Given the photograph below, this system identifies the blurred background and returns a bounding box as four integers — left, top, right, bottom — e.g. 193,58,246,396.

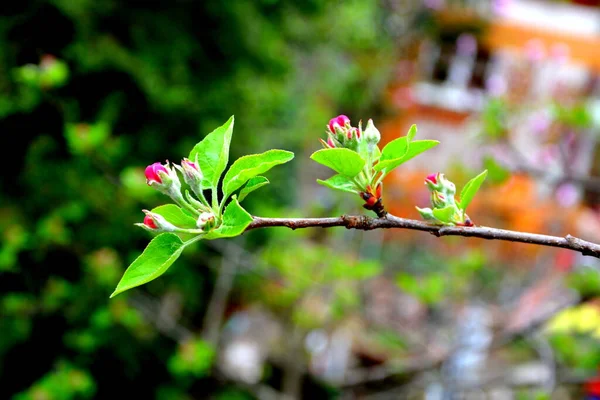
3,0,600,399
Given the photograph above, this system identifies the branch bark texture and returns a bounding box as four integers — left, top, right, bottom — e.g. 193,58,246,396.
247,214,600,258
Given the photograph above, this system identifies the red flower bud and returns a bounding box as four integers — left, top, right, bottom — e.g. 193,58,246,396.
145,162,168,185
328,115,350,133
143,214,158,229
327,137,336,148
426,173,438,185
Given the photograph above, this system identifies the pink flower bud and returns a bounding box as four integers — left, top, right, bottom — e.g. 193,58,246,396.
176,157,204,189
426,173,438,185
182,158,199,170
138,210,178,232
328,115,350,134
145,162,168,185
143,214,158,229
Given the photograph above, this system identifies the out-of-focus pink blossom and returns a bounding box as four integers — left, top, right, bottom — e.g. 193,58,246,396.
528,111,552,135
492,0,512,16
555,183,579,208
525,39,546,63
485,74,507,97
537,145,559,166
550,43,570,64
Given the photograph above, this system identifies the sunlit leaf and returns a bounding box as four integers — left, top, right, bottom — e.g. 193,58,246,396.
189,116,234,190
310,148,365,177
238,176,270,202
375,140,439,172
111,233,185,298
205,197,253,239
316,174,358,194
458,170,488,211
222,150,294,198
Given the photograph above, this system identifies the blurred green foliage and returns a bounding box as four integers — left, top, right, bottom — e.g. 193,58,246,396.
0,0,397,397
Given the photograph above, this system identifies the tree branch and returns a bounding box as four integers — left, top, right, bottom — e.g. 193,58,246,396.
247,213,600,258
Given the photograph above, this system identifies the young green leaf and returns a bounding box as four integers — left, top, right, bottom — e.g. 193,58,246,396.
189,115,234,190
317,174,358,194
310,148,365,177
374,124,417,170
151,204,197,229
375,140,439,172
222,150,294,199
432,205,456,225
204,197,253,240
406,124,417,141
238,176,270,202
111,233,185,298
458,170,488,211
377,137,409,167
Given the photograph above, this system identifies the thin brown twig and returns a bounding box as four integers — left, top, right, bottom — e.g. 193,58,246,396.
246,213,600,258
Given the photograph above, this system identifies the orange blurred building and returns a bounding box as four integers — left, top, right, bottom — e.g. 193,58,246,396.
382,0,600,259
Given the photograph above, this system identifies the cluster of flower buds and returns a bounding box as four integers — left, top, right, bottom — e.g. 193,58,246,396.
416,173,473,226
320,115,381,151
141,159,215,233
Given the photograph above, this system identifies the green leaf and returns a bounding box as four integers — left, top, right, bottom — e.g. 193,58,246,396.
222,150,294,198
189,116,234,190
111,233,185,298
310,148,365,177
375,140,439,172
151,204,197,229
374,124,417,169
316,174,358,194
406,124,417,141
238,176,270,202
432,205,456,224
378,137,409,166
458,170,488,211
205,197,253,240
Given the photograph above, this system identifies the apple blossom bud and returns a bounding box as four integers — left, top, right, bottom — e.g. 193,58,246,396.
363,119,381,145
143,214,158,229
145,162,168,185
176,156,203,189
144,161,182,198
425,173,442,191
197,211,216,230
426,173,438,185
137,210,178,232
328,115,350,134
